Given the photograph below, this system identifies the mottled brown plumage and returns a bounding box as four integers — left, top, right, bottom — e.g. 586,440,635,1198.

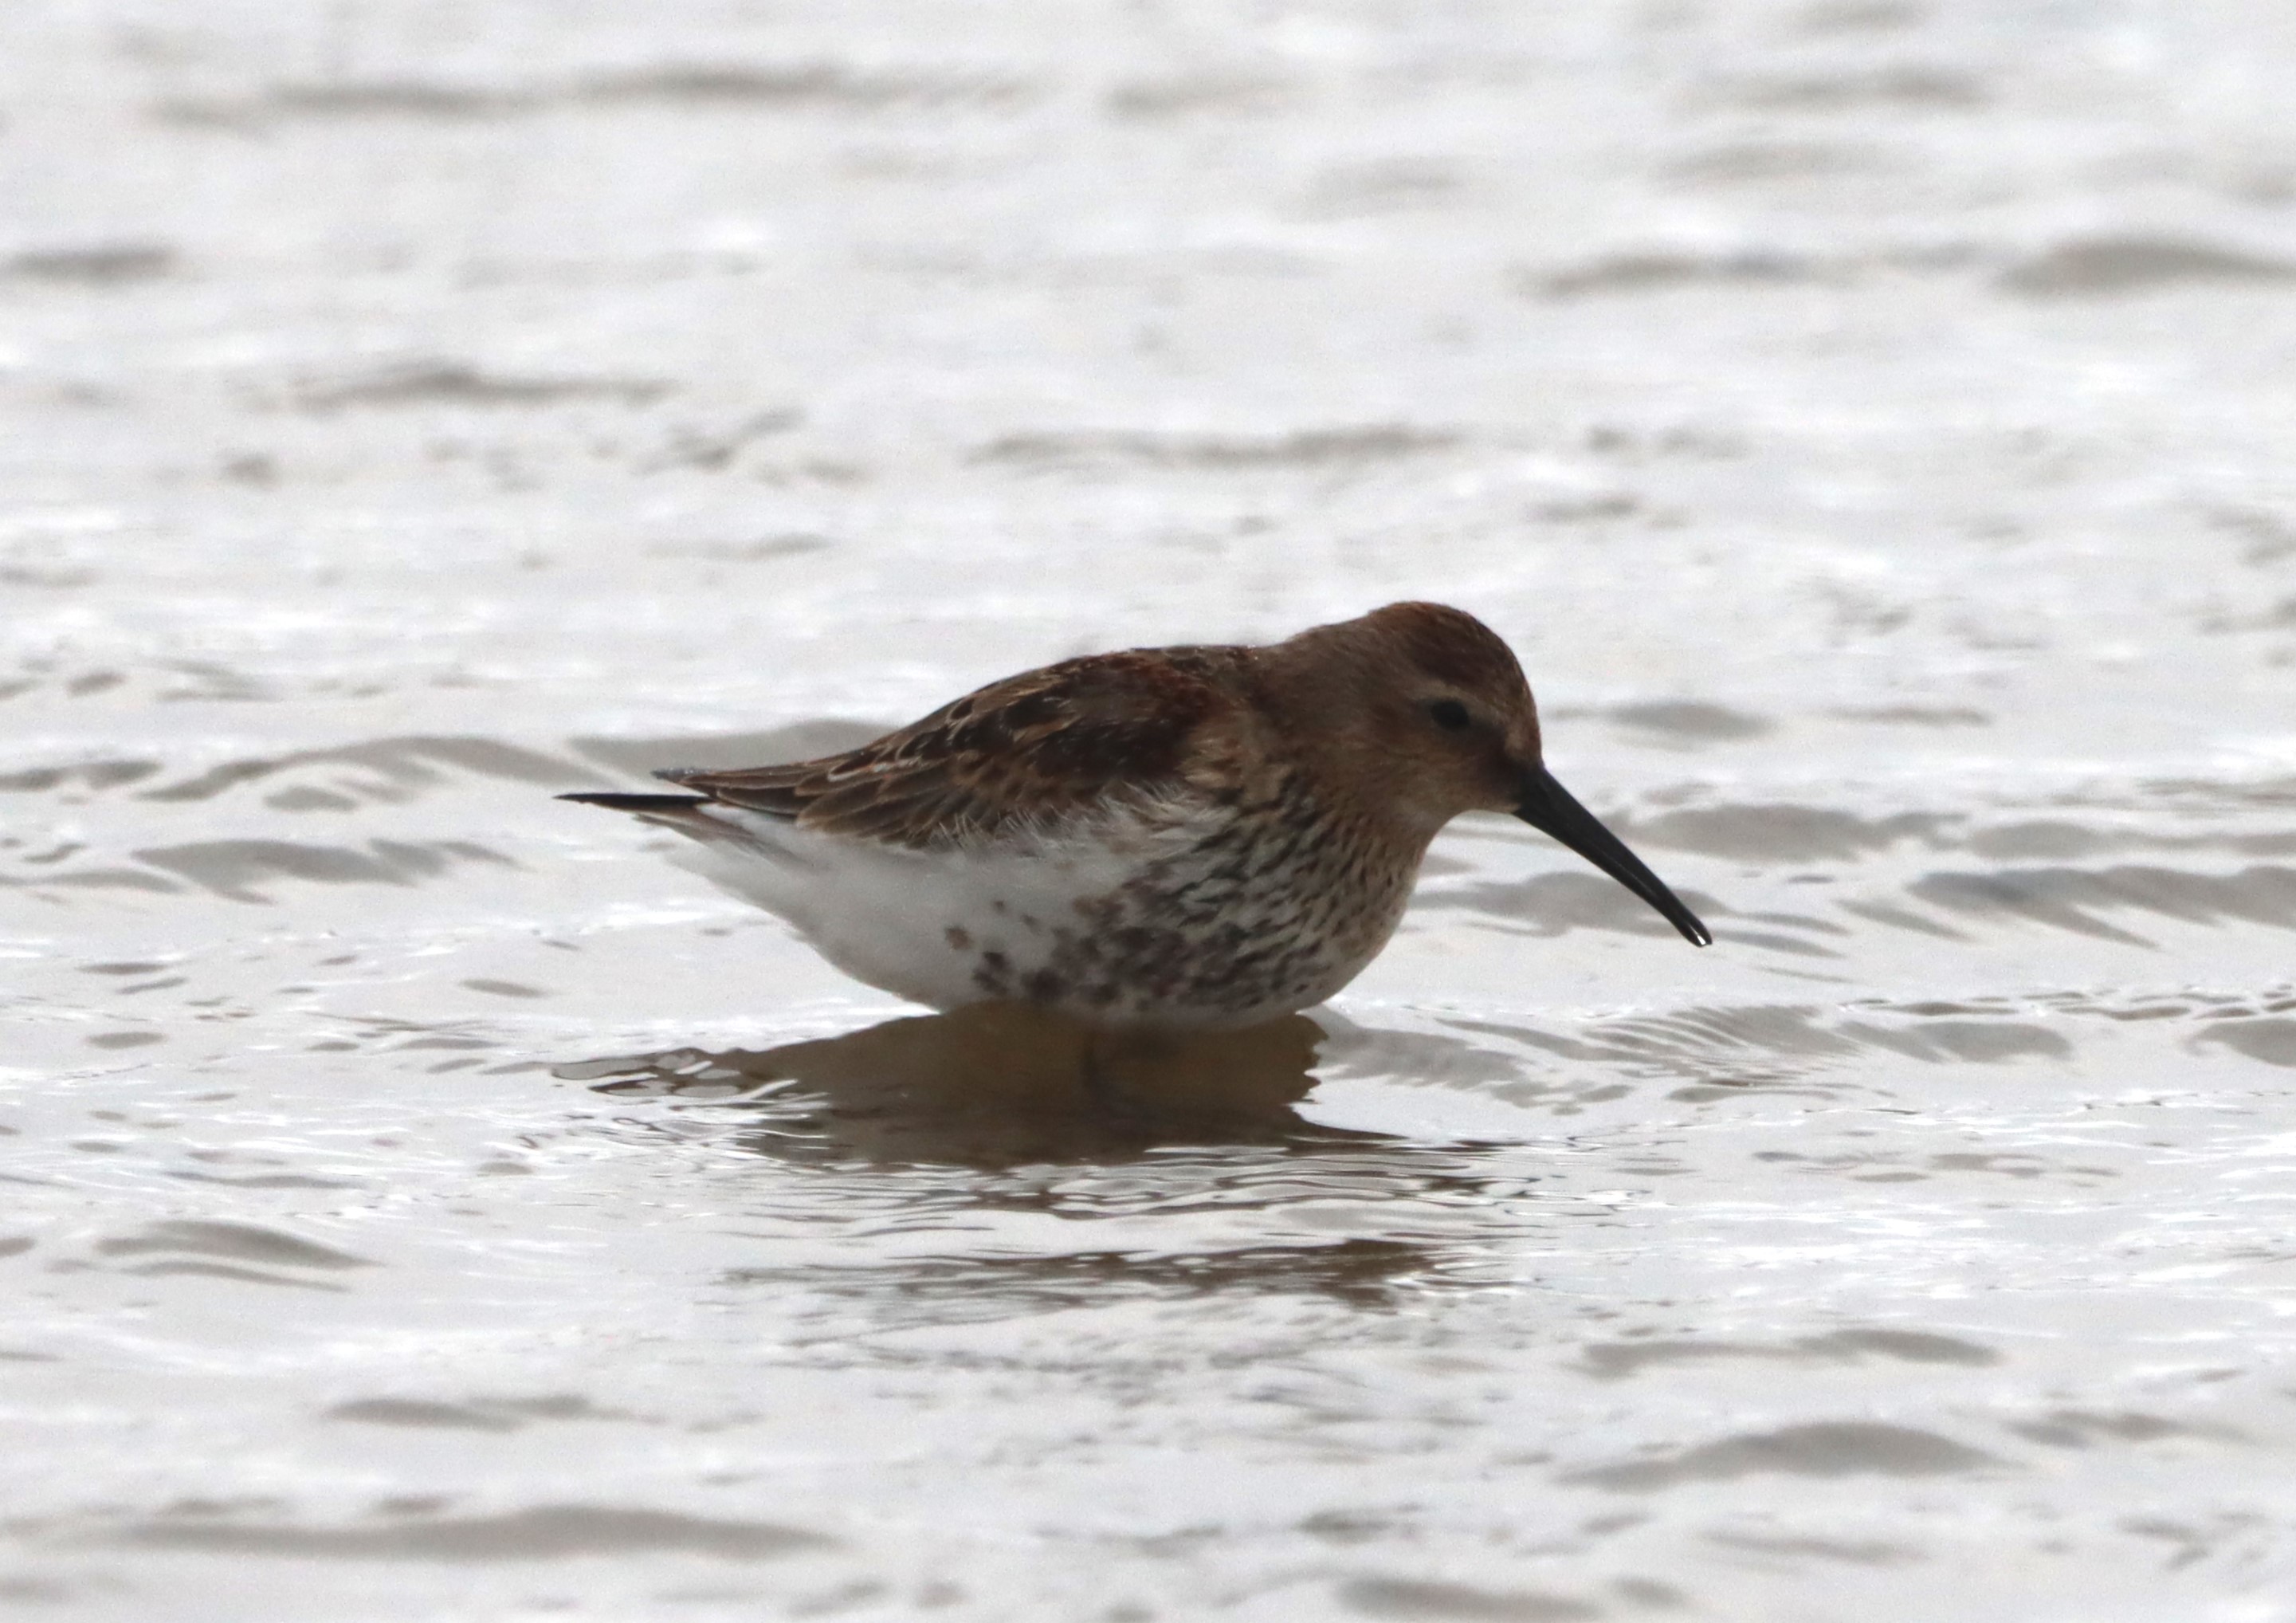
660,645,1250,846
563,602,1710,1030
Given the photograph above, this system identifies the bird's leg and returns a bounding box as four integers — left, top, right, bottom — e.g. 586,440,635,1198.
1079,1028,1114,1105
1079,1029,1150,1122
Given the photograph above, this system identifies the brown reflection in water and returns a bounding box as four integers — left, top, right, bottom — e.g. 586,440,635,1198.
726,1236,1435,1315
558,1008,1479,1317
559,1002,1395,1167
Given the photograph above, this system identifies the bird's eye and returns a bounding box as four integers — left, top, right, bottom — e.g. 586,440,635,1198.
1427,699,1472,733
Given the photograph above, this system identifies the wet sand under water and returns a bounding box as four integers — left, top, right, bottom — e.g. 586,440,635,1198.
6,2,2296,1619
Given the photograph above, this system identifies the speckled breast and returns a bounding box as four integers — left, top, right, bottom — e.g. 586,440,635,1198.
962,781,1416,1030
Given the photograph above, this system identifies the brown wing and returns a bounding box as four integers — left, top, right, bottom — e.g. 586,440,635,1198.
659,646,1251,847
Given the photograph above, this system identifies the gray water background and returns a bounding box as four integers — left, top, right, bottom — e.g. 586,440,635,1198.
5,1,2296,1617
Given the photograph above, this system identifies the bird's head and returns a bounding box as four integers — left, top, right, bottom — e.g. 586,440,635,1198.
1269,601,1710,947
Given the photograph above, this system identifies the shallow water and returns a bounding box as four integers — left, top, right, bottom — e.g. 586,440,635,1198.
6,1,2296,1617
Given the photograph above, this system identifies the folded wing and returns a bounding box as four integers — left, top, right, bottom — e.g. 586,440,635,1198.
610,646,1247,848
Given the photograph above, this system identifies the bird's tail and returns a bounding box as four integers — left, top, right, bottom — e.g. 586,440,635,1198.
558,792,711,814
558,790,764,850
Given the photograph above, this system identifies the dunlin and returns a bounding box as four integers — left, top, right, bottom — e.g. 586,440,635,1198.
564,602,1709,1030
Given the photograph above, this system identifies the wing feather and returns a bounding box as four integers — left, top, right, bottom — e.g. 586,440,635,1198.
661,646,1251,847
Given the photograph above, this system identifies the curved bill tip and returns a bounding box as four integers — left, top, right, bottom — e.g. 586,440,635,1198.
1514,767,1713,948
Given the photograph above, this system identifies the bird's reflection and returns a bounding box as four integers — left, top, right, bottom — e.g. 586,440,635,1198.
560,1002,1400,1167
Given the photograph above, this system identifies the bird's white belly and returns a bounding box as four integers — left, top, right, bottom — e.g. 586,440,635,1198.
673,808,1187,1011
667,803,1400,1029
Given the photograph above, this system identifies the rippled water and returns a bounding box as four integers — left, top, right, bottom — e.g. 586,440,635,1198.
6,1,2296,1617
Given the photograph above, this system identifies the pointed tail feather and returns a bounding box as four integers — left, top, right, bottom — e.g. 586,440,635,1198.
558,790,777,852
559,792,711,813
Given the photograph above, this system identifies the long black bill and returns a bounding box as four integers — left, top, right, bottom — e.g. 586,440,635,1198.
1515,767,1712,947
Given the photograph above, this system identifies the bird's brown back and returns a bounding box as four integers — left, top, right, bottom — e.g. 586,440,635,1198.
661,644,1270,847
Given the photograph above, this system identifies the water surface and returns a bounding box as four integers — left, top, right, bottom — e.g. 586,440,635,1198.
5,1,2296,1617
